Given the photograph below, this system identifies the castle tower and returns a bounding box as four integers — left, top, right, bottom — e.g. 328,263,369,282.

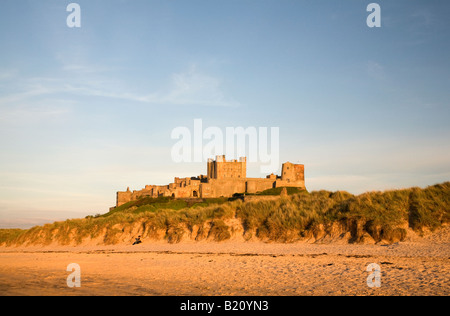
207,155,246,180
207,158,214,179
281,162,305,183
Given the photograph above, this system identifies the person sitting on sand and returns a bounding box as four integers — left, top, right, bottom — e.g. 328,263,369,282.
132,235,142,245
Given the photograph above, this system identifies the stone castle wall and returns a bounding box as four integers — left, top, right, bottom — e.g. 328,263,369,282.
115,156,305,207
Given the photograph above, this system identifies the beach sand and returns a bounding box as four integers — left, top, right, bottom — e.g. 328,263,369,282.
0,228,448,296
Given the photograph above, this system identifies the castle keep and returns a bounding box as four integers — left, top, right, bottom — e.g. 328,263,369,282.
115,156,305,207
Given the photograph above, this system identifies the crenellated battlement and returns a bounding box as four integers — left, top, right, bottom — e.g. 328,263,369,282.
115,156,305,207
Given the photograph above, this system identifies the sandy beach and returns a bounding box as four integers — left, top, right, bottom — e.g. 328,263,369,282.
0,227,449,296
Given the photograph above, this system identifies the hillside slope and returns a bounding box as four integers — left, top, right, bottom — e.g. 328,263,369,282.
1,183,449,247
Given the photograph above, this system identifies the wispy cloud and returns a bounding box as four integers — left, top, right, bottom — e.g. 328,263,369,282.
0,84,58,104
154,65,240,107
410,9,435,27
367,60,386,81
0,64,240,109
67,64,241,107
0,103,71,124
61,63,113,74
0,68,18,81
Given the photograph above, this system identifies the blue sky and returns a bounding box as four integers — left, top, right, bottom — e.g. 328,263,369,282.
1,0,449,228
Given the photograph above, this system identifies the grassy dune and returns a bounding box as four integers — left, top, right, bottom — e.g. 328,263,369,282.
1,183,449,246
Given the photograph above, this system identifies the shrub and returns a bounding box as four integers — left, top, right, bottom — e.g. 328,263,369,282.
208,220,231,241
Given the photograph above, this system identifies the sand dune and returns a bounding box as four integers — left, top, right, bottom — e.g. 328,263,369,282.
0,227,448,296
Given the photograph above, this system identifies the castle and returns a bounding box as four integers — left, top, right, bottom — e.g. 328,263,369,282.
115,156,305,207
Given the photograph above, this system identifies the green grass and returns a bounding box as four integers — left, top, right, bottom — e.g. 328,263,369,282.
1,182,449,246
233,186,306,198
0,229,27,246
256,186,306,196
102,196,230,217
236,190,349,241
